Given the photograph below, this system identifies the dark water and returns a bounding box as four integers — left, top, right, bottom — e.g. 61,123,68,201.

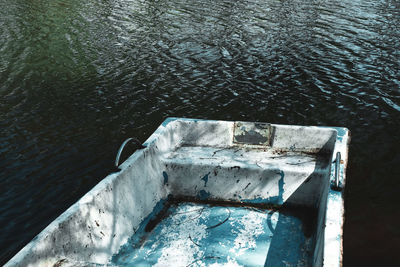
0,0,399,265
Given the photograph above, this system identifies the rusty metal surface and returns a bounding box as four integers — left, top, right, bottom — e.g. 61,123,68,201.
233,121,272,146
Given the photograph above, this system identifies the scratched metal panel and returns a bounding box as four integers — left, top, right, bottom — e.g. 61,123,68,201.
233,121,272,146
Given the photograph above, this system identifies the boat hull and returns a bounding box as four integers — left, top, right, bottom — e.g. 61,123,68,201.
6,118,350,266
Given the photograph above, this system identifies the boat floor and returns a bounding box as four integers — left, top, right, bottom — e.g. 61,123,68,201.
111,202,313,266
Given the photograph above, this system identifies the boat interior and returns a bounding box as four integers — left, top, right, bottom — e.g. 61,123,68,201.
6,118,349,267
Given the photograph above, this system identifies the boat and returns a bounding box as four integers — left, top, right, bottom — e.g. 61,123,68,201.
6,118,350,266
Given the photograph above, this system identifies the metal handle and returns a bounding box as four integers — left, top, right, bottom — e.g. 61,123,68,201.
115,137,144,167
332,152,341,191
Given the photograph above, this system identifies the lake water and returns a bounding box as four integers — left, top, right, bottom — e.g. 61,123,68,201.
0,0,399,265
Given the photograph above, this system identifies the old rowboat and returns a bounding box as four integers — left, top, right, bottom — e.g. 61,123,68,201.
6,118,350,267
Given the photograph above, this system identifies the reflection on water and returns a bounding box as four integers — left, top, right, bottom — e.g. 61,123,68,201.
0,0,399,264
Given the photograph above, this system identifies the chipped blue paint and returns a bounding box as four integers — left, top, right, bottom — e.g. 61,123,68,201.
268,170,284,204
111,199,169,265
328,190,342,200
201,173,209,187
198,190,211,200
278,171,284,194
161,117,179,126
162,171,168,185
335,127,347,142
111,202,312,266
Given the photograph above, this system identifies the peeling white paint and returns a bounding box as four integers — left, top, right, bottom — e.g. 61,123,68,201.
154,205,209,267
6,118,349,267
209,257,243,267
230,212,267,256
